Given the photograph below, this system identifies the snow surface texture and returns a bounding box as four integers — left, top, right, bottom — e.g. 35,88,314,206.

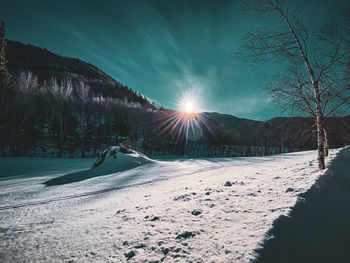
0,149,340,263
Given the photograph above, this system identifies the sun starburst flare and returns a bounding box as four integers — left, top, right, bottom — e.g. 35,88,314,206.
149,89,217,146
184,101,194,113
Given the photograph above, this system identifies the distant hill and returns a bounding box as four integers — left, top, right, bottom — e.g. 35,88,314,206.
203,112,350,150
141,110,349,156
5,40,153,107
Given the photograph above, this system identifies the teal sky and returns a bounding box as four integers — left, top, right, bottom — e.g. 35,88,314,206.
1,0,349,120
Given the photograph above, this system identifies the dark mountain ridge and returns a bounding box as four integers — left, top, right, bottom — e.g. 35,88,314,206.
6,40,153,107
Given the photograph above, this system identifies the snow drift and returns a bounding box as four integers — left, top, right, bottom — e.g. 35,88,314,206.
44,146,152,186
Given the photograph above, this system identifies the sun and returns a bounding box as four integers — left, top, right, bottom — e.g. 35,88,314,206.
177,90,201,114
184,101,194,113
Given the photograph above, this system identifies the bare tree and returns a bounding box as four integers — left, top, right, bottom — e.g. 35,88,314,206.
0,71,40,155
241,0,350,170
43,77,73,157
0,22,11,96
76,80,90,157
17,71,38,93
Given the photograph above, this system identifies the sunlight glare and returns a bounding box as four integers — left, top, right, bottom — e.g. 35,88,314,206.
185,101,194,113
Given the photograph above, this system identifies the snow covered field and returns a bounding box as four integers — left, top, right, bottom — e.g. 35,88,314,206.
0,149,340,263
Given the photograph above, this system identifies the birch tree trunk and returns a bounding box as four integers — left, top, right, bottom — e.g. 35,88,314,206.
323,128,329,157
316,114,325,169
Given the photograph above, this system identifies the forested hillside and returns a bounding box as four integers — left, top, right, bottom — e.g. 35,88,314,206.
6,40,153,107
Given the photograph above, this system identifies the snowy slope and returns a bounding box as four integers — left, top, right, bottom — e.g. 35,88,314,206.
0,149,341,262
44,146,153,186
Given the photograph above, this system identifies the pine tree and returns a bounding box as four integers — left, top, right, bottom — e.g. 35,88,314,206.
0,22,11,96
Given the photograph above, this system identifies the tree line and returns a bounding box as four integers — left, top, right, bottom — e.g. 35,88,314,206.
0,69,136,157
